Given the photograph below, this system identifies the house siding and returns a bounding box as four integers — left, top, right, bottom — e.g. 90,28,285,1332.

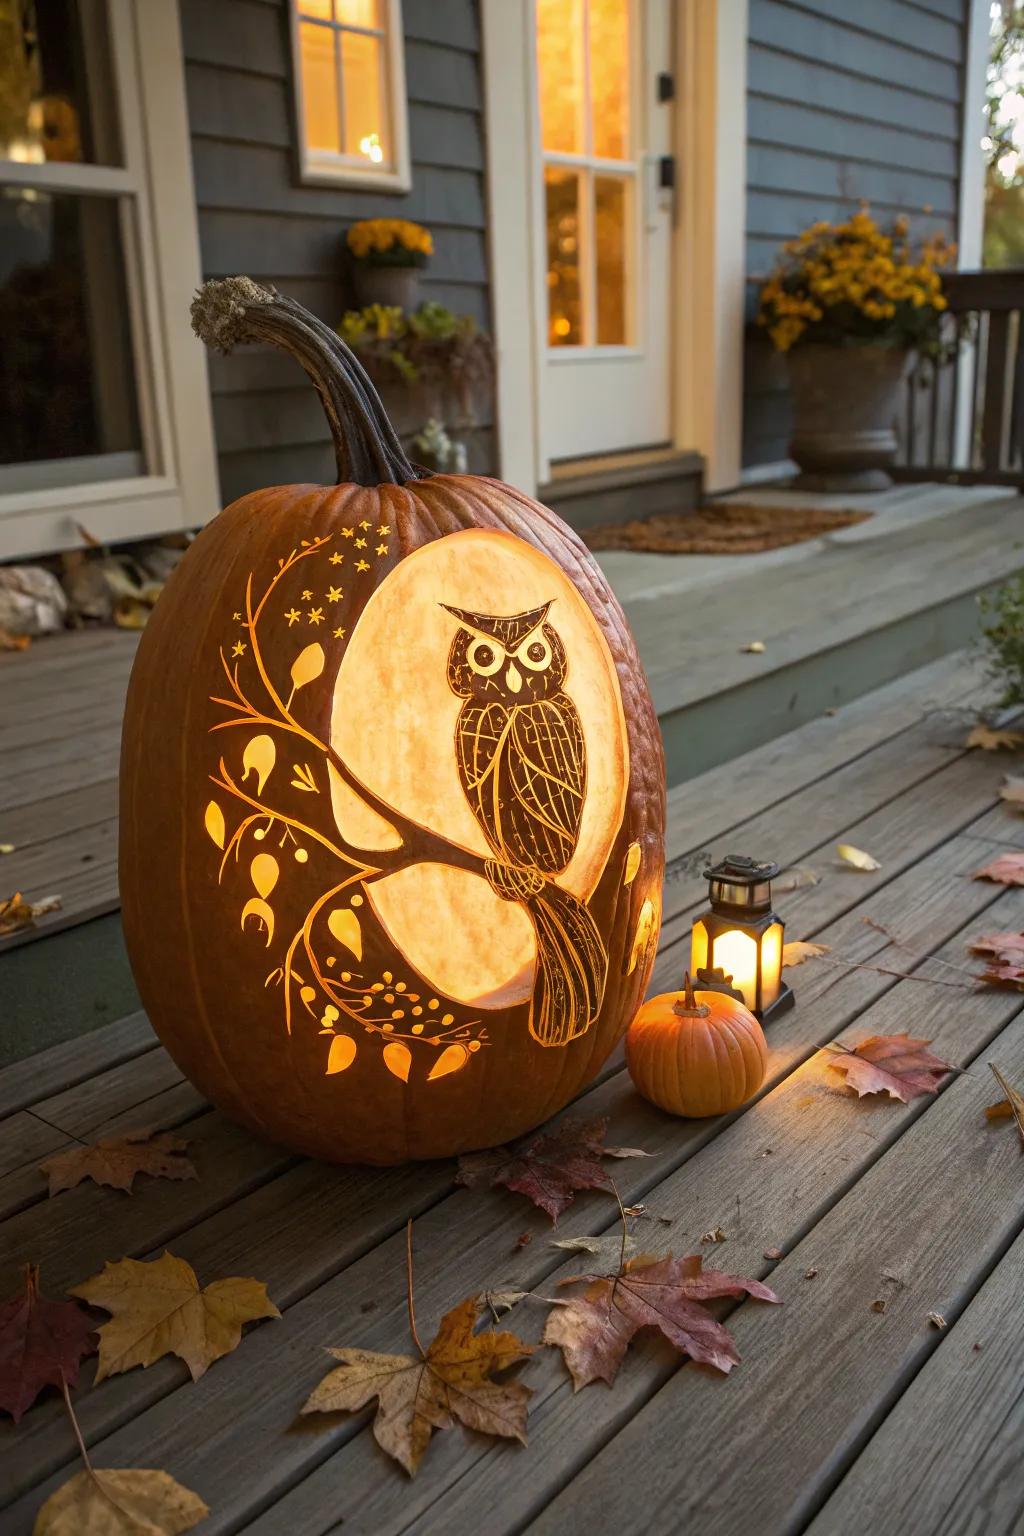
743,0,968,468
178,0,493,506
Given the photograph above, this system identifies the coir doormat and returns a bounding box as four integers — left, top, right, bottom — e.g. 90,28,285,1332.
584,502,873,555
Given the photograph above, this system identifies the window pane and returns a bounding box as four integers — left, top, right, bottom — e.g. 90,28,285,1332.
536,0,584,154
0,0,120,166
589,0,629,159
298,0,333,18
336,0,382,25
545,168,583,346
300,21,341,152
0,188,141,476
595,174,629,343
341,30,387,165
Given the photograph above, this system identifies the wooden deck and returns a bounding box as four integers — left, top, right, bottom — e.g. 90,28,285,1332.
2,649,1023,1533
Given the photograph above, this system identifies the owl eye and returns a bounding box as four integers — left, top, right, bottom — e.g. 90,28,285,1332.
517,633,551,671
467,638,502,676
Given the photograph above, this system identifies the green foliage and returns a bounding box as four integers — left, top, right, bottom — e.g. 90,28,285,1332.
983,4,1024,268
979,577,1024,706
336,302,492,396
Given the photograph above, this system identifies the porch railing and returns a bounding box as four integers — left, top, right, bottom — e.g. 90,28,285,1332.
895,268,1024,488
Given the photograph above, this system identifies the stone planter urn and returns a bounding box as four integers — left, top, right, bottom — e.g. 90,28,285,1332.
787,343,911,492
351,264,421,312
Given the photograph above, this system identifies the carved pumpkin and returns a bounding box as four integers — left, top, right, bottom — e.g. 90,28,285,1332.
119,278,665,1164
625,974,766,1117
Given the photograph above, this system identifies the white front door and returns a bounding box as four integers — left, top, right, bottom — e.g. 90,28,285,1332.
535,0,673,466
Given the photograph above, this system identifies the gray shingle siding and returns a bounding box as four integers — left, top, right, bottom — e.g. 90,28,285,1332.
744,0,968,468
179,0,492,506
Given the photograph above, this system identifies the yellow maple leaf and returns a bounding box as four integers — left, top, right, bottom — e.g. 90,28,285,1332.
69,1251,280,1382
34,1466,207,1534
781,940,830,968
966,723,1024,751
837,843,880,871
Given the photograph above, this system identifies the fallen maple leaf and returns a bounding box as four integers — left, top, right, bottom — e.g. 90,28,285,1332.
544,1253,780,1388
456,1117,651,1222
0,1266,95,1422
40,1130,197,1197
969,930,1024,961
973,851,1024,886
34,1467,208,1534
826,1034,951,1102
966,723,1024,751
304,1292,534,1476
0,891,61,938
986,1063,1024,1149
837,843,880,871
782,940,829,967
977,962,1024,990
69,1251,279,1382
1000,776,1024,808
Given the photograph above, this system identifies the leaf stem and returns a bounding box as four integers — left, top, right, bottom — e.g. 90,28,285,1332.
61,1375,93,1473
407,1219,426,1360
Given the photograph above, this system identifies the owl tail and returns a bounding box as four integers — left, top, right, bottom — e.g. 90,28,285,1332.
484,861,608,1047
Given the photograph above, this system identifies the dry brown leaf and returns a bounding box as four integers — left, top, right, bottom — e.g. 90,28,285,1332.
837,843,881,872
966,723,1024,751
986,1064,1024,1149
1000,776,1024,808
973,851,1024,886
0,891,61,938
782,940,830,968
969,930,1024,961
827,1034,951,1103
544,1253,779,1388
34,1467,208,1534
928,1312,947,1330
551,1233,637,1267
69,1251,279,1382
303,1294,534,1476
977,962,1024,991
456,1117,652,1222
741,640,766,654
700,1227,726,1244
40,1131,197,1197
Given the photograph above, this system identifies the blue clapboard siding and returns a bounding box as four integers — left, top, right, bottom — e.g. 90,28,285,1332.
179,0,493,504
744,0,968,468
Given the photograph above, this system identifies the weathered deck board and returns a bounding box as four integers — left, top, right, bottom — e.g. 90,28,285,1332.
0,1012,154,1119
2,651,1023,1535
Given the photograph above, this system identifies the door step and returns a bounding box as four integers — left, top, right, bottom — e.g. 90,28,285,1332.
539,449,704,533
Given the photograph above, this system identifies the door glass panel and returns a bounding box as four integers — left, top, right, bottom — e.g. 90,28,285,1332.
0,188,141,477
589,0,629,159
545,169,583,346
336,0,381,24
299,0,334,18
341,30,386,164
595,175,628,343
300,21,341,152
0,0,120,166
537,0,584,154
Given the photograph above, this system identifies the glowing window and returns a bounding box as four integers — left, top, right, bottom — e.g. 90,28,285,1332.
291,0,410,189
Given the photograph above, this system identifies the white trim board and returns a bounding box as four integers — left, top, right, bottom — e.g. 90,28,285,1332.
480,0,747,499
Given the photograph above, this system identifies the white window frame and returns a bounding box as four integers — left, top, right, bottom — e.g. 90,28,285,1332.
289,0,412,192
0,0,219,561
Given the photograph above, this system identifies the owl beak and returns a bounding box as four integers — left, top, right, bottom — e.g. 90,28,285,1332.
505,660,523,694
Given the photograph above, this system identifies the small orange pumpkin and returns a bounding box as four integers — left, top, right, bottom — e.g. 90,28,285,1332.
625,974,767,1117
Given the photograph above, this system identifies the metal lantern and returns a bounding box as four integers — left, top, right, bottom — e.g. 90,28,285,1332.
690,854,793,1025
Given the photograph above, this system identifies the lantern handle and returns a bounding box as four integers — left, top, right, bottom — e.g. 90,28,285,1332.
673,972,711,1019
190,277,430,489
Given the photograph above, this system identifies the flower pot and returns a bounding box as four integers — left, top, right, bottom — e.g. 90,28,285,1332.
787,343,911,492
352,264,421,312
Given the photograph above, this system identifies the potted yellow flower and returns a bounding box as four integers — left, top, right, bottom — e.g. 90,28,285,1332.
345,218,433,311
757,209,956,490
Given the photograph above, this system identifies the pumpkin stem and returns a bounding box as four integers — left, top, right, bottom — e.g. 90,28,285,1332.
190,277,430,489
673,971,711,1019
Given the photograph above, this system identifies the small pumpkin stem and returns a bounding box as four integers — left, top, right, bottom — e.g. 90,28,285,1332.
190,276,429,489
673,971,711,1019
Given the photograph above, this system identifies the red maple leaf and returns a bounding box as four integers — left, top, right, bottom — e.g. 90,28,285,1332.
456,1118,651,1222
544,1253,780,1387
827,1033,951,1103
0,1265,96,1421
972,852,1024,886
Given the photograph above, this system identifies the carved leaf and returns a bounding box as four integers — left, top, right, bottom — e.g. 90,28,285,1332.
623,843,641,887
241,734,276,795
427,1044,470,1081
291,643,325,692
326,1036,357,1075
328,907,362,960
383,1042,412,1082
204,801,226,849
250,854,279,900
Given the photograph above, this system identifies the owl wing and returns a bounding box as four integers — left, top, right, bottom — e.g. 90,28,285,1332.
454,699,514,858
505,694,586,874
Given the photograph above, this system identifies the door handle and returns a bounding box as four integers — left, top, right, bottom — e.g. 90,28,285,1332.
643,154,675,230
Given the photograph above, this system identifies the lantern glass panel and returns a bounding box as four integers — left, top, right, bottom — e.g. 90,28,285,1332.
711,928,758,1010
689,918,709,976
760,920,783,1009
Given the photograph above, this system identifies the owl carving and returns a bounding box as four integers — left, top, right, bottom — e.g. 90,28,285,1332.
443,601,607,1047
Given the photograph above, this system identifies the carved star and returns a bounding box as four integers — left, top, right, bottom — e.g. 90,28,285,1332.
284,608,301,626
327,586,343,603
377,524,390,537
341,527,354,539
359,520,371,530
231,640,247,657
232,611,241,621
333,626,345,640
355,537,367,549
376,544,388,557
329,551,344,565
355,559,370,573
307,607,325,625
301,589,313,601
